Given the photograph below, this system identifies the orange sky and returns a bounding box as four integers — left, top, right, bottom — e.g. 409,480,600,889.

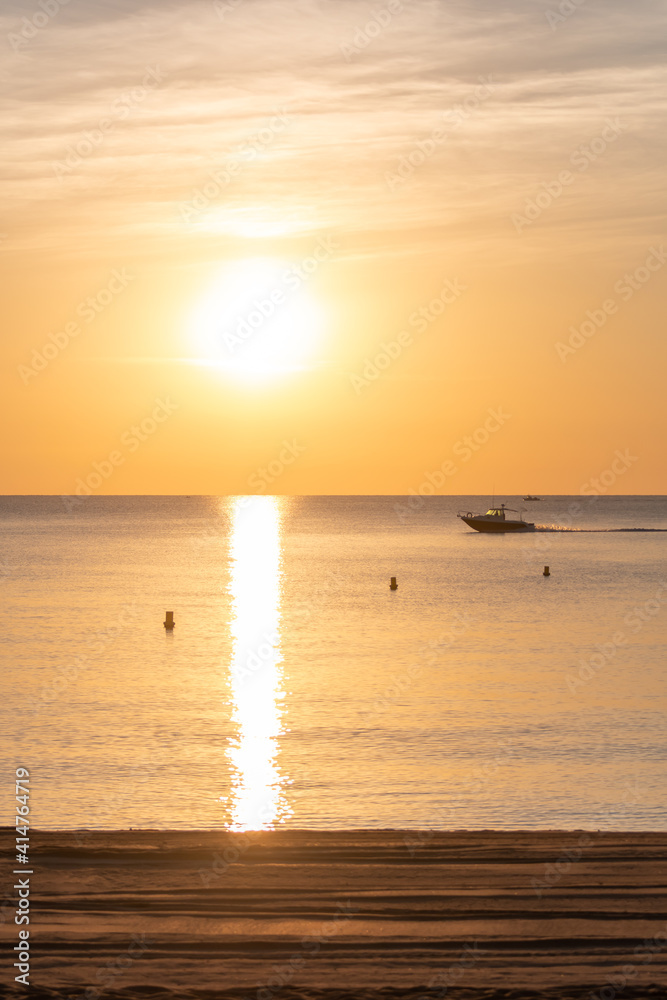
2,0,665,495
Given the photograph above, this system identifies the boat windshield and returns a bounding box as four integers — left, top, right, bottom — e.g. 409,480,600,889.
485,508,505,518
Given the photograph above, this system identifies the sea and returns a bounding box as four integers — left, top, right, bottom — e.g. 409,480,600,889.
1,495,666,832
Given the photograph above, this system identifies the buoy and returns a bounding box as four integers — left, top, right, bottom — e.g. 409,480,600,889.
543,566,550,577
390,577,398,590
164,611,175,629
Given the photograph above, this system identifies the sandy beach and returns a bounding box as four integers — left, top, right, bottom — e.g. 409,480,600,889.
3,831,667,1000
2,829,666,999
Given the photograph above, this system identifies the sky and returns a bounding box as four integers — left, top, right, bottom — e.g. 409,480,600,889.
1,0,666,495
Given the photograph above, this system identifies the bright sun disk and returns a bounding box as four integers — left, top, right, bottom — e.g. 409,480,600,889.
188,257,326,382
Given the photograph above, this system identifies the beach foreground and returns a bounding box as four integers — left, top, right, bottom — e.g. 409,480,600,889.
2,829,666,999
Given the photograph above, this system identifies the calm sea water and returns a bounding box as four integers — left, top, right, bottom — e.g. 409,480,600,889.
1,495,666,831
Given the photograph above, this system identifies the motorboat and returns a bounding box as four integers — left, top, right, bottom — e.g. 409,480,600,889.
523,495,542,501
457,504,535,533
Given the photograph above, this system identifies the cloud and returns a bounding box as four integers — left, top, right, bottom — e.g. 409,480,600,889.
1,0,665,259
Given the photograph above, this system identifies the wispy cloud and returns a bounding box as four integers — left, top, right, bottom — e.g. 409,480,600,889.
1,0,666,260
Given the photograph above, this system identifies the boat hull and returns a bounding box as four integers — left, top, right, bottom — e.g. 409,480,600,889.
460,517,535,533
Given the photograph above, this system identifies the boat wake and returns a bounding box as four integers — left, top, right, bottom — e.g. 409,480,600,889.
534,525,667,533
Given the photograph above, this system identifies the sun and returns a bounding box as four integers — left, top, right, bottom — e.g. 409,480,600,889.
188,257,326,381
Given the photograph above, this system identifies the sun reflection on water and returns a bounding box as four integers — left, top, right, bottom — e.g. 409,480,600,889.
225,495,291,830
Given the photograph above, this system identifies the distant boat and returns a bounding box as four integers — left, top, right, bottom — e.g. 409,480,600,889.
457,504,535,533
523,495,542,501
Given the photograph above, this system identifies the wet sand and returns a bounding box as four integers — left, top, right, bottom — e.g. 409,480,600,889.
2,829,666,999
